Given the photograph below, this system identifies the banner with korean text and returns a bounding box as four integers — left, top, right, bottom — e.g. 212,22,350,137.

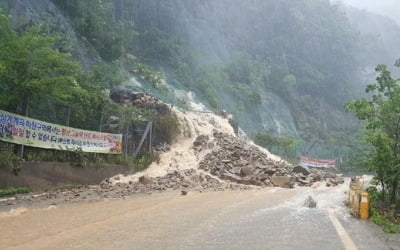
299,156,336,168
0,110,122,154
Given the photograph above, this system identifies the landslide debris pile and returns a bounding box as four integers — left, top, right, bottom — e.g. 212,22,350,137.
100,169,251,194
110,90,170,115
100,130,343,195
197,131,344,188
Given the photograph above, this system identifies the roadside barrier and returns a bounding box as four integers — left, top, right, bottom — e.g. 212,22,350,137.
348,177,369,219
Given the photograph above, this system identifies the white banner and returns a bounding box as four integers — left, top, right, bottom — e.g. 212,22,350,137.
300,156,336,168
0,110,122,154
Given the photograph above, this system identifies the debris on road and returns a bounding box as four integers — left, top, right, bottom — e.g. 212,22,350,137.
304,196,317,208
101,169,252,195
198,131,343,188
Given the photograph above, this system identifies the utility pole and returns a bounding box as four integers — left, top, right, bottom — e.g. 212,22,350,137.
19,96,30,158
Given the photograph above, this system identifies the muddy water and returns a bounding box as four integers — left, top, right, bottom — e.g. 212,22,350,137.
109,107,281,185
0,184,392,250
0,190,289,249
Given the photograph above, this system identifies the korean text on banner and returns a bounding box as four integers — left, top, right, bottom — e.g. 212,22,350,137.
0,110,122,154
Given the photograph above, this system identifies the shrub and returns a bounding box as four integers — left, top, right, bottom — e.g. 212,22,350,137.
0,187,30,197
154,112,181,144
133,151,159,171
0,149,22,175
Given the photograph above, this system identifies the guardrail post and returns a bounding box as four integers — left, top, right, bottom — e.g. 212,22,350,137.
359,192,369,219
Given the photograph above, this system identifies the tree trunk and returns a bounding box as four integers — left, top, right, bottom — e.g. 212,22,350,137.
99,108,104,132
66,104,71,126
389,180,398,204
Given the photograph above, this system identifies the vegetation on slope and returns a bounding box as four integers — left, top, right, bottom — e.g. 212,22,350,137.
2,0,399,164
49,0,363,145
346,60,400,229
0,11,157,172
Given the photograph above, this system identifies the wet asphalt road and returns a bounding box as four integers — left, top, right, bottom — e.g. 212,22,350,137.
0,186,396,250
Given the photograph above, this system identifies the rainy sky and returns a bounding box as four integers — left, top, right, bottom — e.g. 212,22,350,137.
341,0,400,25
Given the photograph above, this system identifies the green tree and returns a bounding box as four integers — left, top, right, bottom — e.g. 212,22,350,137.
253,131,300,159
0,13,116,134
346,59,400,204
0,13,85,116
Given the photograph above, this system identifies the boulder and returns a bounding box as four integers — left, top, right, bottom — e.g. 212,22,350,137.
271,174,294,188
257,173,270,181
304,196,317,208
293,165,310,175
139,175,154,185
240,166,254,176
239,177,258,185
265,169,277,176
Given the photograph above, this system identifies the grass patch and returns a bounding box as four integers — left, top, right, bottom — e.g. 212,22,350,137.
25,148,158,171
0,187,30,197
371,207,400,233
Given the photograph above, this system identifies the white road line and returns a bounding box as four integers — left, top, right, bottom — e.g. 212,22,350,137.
328,211,358,250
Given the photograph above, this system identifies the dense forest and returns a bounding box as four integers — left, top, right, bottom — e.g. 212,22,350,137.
1,0,399,162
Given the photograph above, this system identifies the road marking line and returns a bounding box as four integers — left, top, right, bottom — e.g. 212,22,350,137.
328,212,358,250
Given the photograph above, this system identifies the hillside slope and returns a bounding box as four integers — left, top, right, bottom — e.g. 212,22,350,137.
2,0,400,159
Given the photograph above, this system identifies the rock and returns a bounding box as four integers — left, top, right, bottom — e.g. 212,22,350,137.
110,90,170,115
239,177,257,185
154,143,171,153
231,150,241,158
265,169,277,176
297,178,311,186
329,178,337,186
47,205,57,210
271,174,294,188
221,173,243,183
193,135,209,147
181,190,188,196
311,181,322,189
293,165,310,175
264,179,273,186
310,174,322,182
336,176,345,184
257,173,269,181
238,159,249,166
240,166,254,176
304,196,317,208
139,175,154,185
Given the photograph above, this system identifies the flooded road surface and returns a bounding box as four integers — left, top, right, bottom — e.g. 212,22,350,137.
0,185,394,250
